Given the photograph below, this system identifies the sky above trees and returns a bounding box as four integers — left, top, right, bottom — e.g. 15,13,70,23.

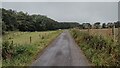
2,2,118,24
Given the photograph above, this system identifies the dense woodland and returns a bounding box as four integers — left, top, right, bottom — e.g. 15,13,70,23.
1,8,80,33
1,8,120,34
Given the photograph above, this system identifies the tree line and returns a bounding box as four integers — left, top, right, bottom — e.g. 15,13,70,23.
1,8,120,34
1,8,80,34
81,22,120,29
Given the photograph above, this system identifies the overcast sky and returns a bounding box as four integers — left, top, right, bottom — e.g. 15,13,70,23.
2,2,119,24
2,0,120,2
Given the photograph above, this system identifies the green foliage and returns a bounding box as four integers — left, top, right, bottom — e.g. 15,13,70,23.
58,22,80,29
2,41,14,60
82,23,92,29
94,22,101,29
102,23,107,28
2,8,119,34
2,43,37,66
2,30,62,66
70,29,120,66
2,8,80,33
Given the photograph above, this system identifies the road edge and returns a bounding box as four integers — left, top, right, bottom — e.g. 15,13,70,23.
68,30,93,66
29,31,63,66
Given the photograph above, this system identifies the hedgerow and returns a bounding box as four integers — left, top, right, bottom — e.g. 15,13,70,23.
70,29,120,66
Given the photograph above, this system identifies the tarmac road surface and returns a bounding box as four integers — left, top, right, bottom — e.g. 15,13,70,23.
31,30,90,66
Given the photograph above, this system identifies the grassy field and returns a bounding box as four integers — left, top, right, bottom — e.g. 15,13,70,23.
3,31,61,45
2,30,62,66
70,29,120,66
79,28,118,40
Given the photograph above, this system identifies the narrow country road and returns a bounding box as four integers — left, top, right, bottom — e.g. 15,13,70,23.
31,30,90,66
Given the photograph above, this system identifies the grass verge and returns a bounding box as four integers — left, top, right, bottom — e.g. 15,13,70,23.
70,29,120,66
2,30,62,67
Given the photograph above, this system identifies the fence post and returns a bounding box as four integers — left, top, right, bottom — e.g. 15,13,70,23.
88,27,90,35
112,25,114,35
112,23,116,44
30,36,32,43
118,25,120,45
11,40,13,45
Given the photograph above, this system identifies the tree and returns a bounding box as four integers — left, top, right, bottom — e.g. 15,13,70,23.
82,23,92,29
94,22,101,29
102,23,107,28
2,8,18,31
115,21,120,28
2,8,81,33
107,23,114,28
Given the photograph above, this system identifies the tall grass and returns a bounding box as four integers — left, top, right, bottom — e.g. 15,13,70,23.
2,30,62,67
70,29,120,66
2,41,38,66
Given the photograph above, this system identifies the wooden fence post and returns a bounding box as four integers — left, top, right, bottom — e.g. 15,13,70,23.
88,27,90,35
11,40,13,45
30,36,32,43
117,21,120,45
118,26,120,45
112,23,116,44
112,25,114,35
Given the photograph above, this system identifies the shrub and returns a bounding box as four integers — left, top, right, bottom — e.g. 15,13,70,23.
2,41,37,66
70,29,120,66
2,41,14,59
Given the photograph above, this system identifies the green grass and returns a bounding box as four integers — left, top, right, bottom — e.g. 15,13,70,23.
2,30,62,67
70,29,120,66
3,31,60,45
